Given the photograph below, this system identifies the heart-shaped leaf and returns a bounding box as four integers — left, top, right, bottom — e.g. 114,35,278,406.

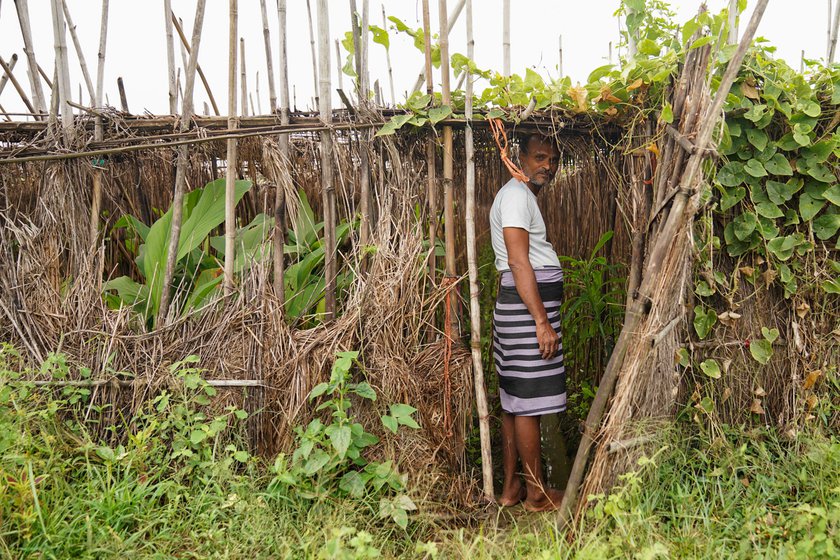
761,327,779,343
764,153,793,176
744,159,767,178
749,339,773,364
700,359,722,379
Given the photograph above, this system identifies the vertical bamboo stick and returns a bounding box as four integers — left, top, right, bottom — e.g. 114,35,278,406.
335,39,343,92
250,92,256,115
439,0,456,332
829,0,833,61
90,0,109,245
61,0,95,104
409,0,465,94
259,0,277,113
117,77,128,112
171,13,220,116
164,0,177,113
14,0,47,115
49,0,73,134
317,0,336,319
558,35,564,76
306,0,319,108
381,5,396,105
502,0,510,76
0,55,37,115
830,0,840,61
240,38,248,116
422,0,436,285
225,0,238,297
350,0,371,252
727,0,738,44
274,0,290,301
0,54,18,98
255,75,262,114
158,0,206,324
463,0,494,502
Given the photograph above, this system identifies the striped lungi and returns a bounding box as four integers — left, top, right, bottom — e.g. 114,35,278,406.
493,267,566,416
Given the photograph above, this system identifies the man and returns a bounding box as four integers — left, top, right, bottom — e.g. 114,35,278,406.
490,131,565,512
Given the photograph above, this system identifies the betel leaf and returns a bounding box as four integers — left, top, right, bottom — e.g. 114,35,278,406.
802,139,836,163
717,161,745,187
800,193,826,221
796,99,821,118
743,159,767,178
693,305,717,340
766,179,797,205
755,202,784,219
743,104,767,123
719,186,746,211
807,162,837,183
756,215,779,240
700,359,722,379
763,153,793,176
695,280,715,297
428,105,452,124
766,235,798,261
638,38,661,56
749,339,773,365
814,213,840,240
660,102,674,124
824,184,840,207
761,326,780,343
732,212,758,240
745,128,767,151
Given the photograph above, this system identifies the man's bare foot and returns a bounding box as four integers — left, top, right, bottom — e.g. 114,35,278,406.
498,482,527,507
523,488,563,512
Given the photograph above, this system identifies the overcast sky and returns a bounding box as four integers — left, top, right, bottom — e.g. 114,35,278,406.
0,1,834,117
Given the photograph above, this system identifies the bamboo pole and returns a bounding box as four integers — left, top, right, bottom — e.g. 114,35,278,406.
61,0,95,104
502,0,510,76
557,0,770,530
463,0,494,503
317,0,336,319
558,35,563,76
36,63,53,90
422,0,436,286
254,78,261,114
14,0,47,115
829,0,833,61
49,0,73,134
350,0,371,252
164,0,177,113
224,0,238,297
335,39,343,92
381,5,395,105
0,54,17,98
90,0,109,246
117,77,128,112
727,0,738,44
306,0,319,108
273,0,290,301
410,0,465,94
439,0,456,333
0,55,37,115
158,0,206,324
240,38,248,116
171,12,219,116
830,0,840,62
259,0,277,114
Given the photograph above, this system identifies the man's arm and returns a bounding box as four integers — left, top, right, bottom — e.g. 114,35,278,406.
503,227,559,360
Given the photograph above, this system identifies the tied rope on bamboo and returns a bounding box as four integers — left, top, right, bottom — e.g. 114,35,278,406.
488,117,529,183
442,275,456,438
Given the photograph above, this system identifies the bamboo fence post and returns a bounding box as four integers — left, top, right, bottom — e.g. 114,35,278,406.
90,0,109,246
439,0,456,333
171,12,219,116
317,0,336,319
727,0,738,44
0,54,17,98
36,63,52,90
830,0,840,62
502,0,510,76
422,0,436,286
159,0,206,324
61,0,95,104
381,5,395,105
829,0,833,61
117,77,128,112
335,40,343,92
350,0,371,252
410,0,465,94
164,0,177,113
463,0,494,503
259,0,277,113
306,0,319,108
240,38,248,116
558,35,563,76
224,0,238,297
0,55,37,115
273,0,290,301
49,0,73,135
254,82,260,114
557,0,770,530
14,0,47,115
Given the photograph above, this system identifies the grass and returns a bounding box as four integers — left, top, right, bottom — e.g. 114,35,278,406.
1,351,838,559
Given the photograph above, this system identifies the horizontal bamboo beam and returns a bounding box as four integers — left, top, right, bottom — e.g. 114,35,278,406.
16,379,267,388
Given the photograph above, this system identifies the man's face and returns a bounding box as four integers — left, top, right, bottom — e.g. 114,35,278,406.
520,136,560,191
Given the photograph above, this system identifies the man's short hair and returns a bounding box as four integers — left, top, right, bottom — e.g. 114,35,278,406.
517,131,555,154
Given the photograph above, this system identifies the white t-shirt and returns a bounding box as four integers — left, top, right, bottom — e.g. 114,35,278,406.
490,178,561,272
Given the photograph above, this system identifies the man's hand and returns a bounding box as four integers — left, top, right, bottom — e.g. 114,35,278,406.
536,319,559,360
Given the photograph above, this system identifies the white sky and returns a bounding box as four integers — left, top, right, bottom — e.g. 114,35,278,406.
0,1,833,117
